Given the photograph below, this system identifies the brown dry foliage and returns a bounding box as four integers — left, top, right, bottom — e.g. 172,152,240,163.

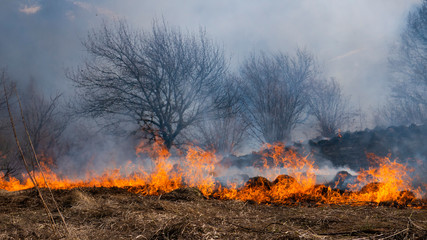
0,187,426,239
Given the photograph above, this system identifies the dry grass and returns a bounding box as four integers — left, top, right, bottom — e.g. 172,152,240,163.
0,187,426,239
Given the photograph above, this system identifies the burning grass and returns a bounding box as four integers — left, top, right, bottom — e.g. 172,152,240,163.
0,142,426,238
0,142,425,208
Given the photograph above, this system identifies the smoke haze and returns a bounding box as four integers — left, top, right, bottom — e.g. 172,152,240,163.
0,0,420,107
0,0,424,162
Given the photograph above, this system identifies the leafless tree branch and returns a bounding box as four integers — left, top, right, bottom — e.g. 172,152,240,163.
69,19,229,149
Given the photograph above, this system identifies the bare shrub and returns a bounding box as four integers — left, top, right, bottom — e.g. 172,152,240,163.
239,49,316,143
308,78,355,137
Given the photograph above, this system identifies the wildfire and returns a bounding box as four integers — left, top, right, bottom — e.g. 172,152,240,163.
0,142,425,208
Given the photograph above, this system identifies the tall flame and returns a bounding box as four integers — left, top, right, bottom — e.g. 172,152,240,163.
0,142,424,207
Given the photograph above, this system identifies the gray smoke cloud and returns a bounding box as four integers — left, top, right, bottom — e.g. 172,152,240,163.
0,0,421,128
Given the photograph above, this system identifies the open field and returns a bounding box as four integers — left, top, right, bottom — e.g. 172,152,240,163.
0,187,426,239
1,1,426,240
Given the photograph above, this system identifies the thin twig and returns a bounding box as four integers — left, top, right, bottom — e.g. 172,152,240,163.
381,228,409,239
1,74,58,234
408,211,425,231
14,87,72,237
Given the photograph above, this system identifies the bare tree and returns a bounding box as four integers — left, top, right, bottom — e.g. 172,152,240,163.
69,20,228,149
0,71,68,176
0,70,14,130
21,81,68,167
193,116,248,154
308,78,355,137
374,97,426,127
0,70,18,177
190,75,249,154
239,49,316,143
386,0,427,125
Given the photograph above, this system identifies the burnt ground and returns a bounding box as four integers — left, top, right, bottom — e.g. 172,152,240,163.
0,187,426,239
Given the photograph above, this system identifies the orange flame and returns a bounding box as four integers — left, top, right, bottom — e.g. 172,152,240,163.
348,153,420,204
0,142,424,207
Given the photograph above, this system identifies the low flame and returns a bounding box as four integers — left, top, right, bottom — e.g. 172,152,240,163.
0,142,424,207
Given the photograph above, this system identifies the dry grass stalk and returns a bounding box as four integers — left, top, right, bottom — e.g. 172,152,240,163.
1,187,426,239
14,86,73,237
1,73,64,237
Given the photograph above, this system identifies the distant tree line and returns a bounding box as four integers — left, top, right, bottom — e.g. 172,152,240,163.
68,19,357,153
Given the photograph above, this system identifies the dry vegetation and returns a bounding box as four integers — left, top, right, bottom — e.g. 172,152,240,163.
0,187,426,239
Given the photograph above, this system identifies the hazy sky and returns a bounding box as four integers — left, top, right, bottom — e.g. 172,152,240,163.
0,0,421,122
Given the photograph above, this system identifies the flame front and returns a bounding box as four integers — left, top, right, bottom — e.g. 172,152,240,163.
0,143,424,207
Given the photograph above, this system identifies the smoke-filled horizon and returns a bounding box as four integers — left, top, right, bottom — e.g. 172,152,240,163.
0,0,423,146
